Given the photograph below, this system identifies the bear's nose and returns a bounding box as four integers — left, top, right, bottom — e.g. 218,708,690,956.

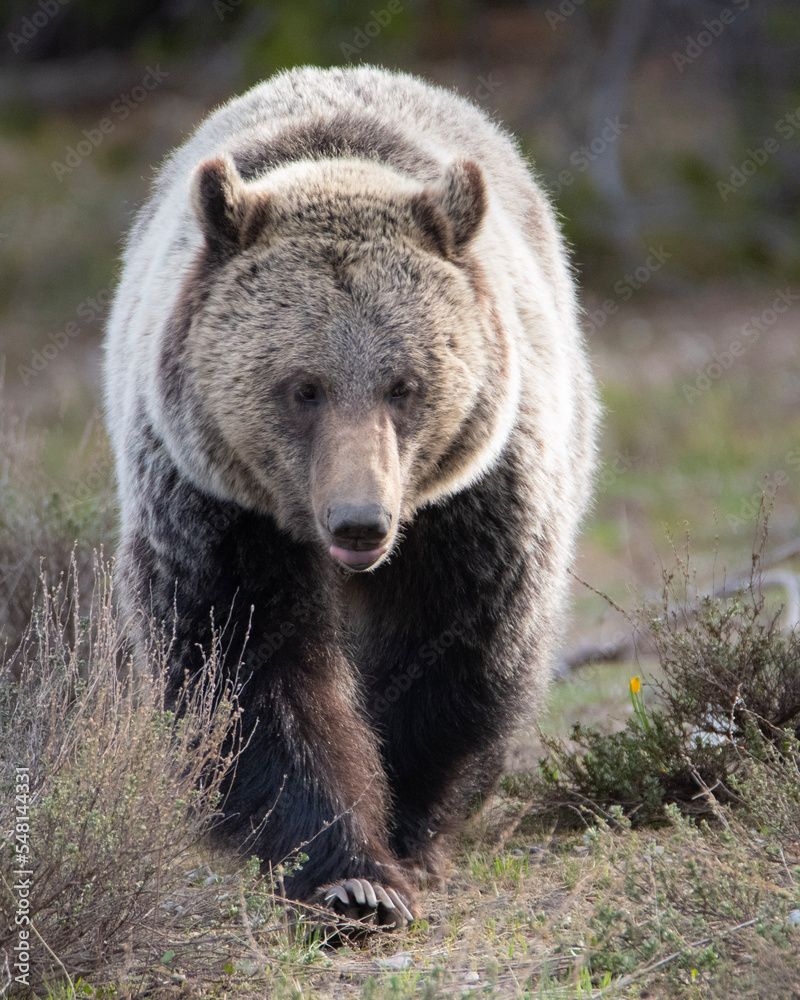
327,503,392,550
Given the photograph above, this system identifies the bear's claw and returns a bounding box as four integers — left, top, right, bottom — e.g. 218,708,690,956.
324,878,414,928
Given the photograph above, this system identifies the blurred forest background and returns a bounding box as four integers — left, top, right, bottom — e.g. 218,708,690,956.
1,0,799,660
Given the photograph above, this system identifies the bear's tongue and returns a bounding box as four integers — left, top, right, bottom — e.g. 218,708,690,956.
330,545,387,570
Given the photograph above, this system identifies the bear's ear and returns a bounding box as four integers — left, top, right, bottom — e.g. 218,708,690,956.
192,156,272,255
410,160,487,258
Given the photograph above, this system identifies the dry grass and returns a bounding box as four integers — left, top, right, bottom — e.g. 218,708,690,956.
0,556,260,995
0,386,116,650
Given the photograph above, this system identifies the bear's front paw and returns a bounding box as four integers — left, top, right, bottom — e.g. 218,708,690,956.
324,878,415,928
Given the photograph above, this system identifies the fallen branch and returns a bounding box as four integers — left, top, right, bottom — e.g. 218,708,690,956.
559,541,800,673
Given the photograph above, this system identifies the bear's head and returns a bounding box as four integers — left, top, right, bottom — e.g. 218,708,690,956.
160,154,519,572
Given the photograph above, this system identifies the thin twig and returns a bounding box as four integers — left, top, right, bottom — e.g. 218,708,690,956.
683,757,731,832
237,880,270,967
27,922,77,1000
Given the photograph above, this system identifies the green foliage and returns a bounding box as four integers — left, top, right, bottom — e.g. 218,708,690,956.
536,711,709,824
653,592,800,744
509,536,800,831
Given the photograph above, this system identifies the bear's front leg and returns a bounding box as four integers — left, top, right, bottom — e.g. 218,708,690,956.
351,452,555,874
223,624,417,926
117,474,416,927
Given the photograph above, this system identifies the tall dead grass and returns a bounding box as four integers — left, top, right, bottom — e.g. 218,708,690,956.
0,556,249,995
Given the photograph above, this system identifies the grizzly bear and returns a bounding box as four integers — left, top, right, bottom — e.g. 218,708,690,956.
105,65,598,927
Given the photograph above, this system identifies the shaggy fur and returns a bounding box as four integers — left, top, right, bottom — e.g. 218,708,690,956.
104,66,599,916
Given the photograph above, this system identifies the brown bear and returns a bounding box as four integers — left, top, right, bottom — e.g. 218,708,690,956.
104,65,598,927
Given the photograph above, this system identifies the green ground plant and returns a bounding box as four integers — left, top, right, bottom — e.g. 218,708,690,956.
504,529,800,840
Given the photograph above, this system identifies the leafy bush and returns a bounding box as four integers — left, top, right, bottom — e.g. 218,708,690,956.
653,591,800,744
506,536,800,831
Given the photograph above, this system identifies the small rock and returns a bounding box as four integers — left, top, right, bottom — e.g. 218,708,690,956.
376,952,414,971
652,845,665,855
463,971,480,983
787,909,800,926
511,849,525,858
187,864,213,883
573,845,588,855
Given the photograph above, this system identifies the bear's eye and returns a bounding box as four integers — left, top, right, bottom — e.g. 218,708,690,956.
389,382,409,401
296,383,322,404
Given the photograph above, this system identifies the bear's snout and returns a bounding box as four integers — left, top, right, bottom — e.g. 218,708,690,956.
311,410,401,572
327,502,392,570
328,503,392,545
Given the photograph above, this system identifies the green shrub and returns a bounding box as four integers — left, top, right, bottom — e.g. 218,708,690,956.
507,536,800,832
